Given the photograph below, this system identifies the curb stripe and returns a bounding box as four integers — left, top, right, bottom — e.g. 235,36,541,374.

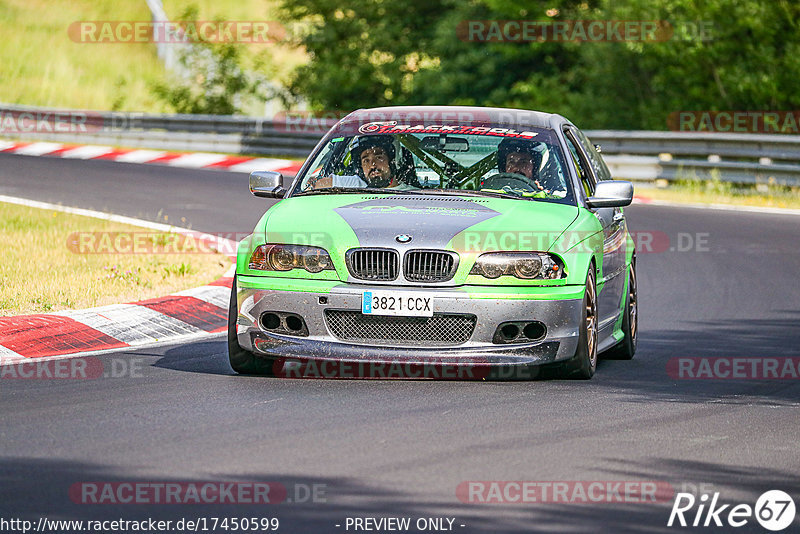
60,145,115,159
0,140,304,175
60,304,203,346
43,145,79,157
227,158,296,174
138,296,227,332
113,149,167,163
0,315,127,358
208,277,234,288
204,156,255,168
0,194,239,362
167,153,229,168
172,285,230,309
275,164,303,175
146,153,184,164
92,148,136,160
1,142,30,152
12,142,64,156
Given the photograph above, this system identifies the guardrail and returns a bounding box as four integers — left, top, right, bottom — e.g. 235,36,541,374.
589,130,800,186
1,103,799,185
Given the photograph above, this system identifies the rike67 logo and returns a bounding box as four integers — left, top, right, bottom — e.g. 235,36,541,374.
668,490,796,531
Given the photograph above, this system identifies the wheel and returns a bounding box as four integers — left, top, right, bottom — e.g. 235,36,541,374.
228,278,275,375
560,267,599,379
605,259,637,360
481,173,537,192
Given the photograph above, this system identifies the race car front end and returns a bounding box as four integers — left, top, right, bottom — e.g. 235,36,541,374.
231,194,603,379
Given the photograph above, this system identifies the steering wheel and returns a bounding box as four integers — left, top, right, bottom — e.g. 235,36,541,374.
481,173,537,193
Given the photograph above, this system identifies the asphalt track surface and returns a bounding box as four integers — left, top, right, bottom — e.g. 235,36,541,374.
1,152,799,533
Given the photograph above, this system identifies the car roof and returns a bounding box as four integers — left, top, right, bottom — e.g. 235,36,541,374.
338,106,571,130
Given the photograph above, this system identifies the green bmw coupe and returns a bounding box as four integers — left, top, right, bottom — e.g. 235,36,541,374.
229,106,637,379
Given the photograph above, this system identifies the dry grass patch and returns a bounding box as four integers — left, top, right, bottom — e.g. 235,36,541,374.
0,202,230,315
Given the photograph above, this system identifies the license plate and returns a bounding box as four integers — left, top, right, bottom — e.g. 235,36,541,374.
362,290,434,317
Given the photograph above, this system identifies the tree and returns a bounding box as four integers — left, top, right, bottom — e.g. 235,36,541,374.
280,0,800,129
150,6,279,115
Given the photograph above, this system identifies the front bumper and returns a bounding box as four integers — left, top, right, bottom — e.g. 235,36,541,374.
235,275,584,368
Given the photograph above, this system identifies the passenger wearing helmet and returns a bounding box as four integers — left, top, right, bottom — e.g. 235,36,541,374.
496,137,552,192
498,138,539,178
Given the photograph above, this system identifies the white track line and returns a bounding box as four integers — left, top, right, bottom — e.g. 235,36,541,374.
0,195,241,247
0,194,177,232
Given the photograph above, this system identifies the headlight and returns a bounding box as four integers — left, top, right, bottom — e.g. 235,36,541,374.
249,244,335,273
470,252,564,280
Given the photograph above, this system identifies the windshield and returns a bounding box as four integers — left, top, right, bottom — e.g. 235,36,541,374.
290,127,574,204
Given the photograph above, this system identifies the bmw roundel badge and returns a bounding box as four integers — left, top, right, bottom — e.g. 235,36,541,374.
395,234,412,243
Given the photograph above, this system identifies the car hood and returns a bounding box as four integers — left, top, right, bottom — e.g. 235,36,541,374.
260,194,579,253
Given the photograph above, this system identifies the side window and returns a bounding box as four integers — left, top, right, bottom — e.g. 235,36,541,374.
574,128,612,182
564,131,595,197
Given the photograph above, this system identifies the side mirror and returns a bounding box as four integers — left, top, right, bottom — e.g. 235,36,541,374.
249,171,286,198
586,180,633,208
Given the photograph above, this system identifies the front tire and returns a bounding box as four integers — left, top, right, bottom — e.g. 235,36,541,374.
560,267,599,379
605,259,637,360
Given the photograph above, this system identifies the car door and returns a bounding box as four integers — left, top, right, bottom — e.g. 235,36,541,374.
563,127,627,332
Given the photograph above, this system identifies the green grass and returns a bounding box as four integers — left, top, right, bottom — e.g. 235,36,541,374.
0,0,305,114
0,0,167,111
0,201,231,316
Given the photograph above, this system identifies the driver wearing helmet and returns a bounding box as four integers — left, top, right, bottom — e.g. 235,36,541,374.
351,135,416,189
497,137,550,192
305,135,416,190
